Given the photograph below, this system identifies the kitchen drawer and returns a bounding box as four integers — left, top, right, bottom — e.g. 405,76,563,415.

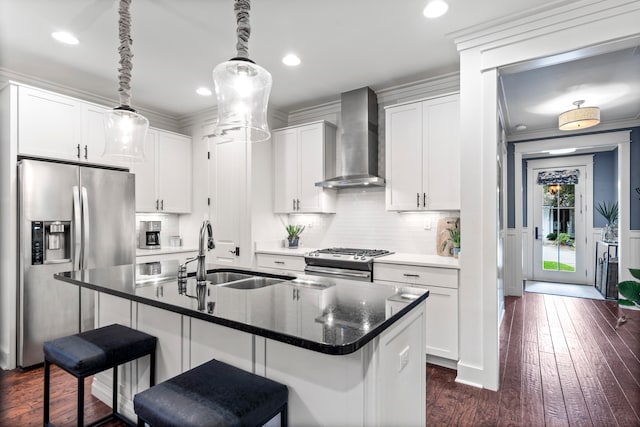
256,253,306,272
374,263,458,288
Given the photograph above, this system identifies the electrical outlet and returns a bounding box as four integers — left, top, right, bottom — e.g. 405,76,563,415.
398,346,410,372
423,219,431,230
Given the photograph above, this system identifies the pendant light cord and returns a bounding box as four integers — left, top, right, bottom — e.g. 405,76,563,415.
117,0,134,107
234,0,251,59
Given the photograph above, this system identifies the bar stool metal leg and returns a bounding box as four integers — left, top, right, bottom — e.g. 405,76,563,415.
112,366,118,416
149,353,156,387
77,375,84,426
281,403,288,427
43,359,51,426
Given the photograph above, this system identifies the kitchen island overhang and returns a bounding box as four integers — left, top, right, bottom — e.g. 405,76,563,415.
54,261,429,426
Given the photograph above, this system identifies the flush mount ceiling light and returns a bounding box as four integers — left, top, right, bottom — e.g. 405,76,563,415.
212,0,272,143
51,31,79,45
103,0,149,162
196,87,213,96
558,100,600,131
282,54,301,66
423,0,449,18
546,148,577,155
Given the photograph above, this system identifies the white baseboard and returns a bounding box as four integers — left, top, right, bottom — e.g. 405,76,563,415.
0,350,8,370
455,361,485,389
91,377,137,423
426,354,458,370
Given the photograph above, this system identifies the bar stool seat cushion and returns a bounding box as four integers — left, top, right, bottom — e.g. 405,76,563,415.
43,323,157,377
134,359,288,427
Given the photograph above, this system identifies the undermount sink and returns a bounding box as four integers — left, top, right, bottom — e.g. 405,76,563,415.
206,272,252,285
221,277,284,290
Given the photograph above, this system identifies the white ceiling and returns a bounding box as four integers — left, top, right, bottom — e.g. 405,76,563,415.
500,46,640,139
0,0,580,118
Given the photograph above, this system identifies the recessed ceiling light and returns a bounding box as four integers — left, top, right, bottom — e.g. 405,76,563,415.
51,31,79,45
546,148,577,155
196,87,212,96
282,54,301,66
423,0,449,18
515,124,527,131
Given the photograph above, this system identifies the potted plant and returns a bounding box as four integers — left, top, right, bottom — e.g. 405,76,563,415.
616,268,640,329
285,224,305,249
595,201,618,243
441,219,461,258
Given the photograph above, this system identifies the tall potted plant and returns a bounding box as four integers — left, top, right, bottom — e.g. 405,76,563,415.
595,201,618,243
616,268,640,329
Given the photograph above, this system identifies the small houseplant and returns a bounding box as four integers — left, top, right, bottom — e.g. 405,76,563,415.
441,219,460,258
616,268,640,329
595,201,618,243
285,224,305,249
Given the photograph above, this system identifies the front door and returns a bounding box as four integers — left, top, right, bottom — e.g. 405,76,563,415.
532,165,587,284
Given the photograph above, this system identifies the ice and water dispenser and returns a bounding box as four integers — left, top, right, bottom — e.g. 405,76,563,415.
31,220,71,265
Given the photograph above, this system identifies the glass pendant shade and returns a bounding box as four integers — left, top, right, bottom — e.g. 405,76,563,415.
103,107,149,161
212,59,272,143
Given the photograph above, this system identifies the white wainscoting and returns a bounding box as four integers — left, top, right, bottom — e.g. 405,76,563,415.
504,229,521,296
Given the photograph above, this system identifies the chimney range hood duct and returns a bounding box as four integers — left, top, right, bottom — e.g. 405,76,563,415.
315,87,384,188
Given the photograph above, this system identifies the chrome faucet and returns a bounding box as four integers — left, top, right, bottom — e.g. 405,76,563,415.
178,220,215,292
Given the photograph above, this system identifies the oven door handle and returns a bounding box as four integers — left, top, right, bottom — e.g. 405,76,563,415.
304,265,372,279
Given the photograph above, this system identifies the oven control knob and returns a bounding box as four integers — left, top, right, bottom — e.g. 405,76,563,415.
353,255,358,260
315,252,320,257
361,256,367,260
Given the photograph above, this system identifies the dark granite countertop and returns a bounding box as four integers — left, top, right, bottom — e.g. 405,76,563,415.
54,261,429,355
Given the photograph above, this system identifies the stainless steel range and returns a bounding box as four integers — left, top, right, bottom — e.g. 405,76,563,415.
304,248,392,281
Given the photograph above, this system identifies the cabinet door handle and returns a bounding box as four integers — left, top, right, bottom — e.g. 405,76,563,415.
296,199,300,210
423,193,426,207
77,144,81,159
293,288,296,300
417,193,420,208
296,288,300,300
292,199,296,211
156,199,159,210
161,199,164,210
403,273,420,278
274,261,285,265
84,145,88,160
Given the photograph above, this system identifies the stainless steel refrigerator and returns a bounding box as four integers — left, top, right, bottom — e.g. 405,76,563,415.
18,159,135,367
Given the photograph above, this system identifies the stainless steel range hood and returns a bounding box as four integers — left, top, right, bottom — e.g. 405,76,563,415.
315,87,384,188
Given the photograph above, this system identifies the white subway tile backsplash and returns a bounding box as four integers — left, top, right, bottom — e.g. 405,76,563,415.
286,187,458,255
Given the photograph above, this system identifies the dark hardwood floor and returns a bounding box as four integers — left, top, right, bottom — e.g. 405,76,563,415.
426,293,640,426
1,292,638,426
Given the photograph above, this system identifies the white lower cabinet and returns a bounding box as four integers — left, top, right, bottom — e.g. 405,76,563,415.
375,263,459,365
255,253,306,273
135,251,198,267
274,284,333,341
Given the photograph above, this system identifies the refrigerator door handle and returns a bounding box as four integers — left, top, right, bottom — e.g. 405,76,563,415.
81,187,90,270
73,186,82,271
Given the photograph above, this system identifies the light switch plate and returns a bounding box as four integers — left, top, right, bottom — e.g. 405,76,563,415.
423,219,431,230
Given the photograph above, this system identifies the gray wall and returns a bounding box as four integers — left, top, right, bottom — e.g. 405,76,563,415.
507,126,639,230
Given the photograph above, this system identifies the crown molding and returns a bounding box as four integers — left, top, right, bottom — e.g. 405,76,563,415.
0,68,180,132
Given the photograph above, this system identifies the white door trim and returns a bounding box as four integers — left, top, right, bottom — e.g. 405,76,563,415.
526,156,593,284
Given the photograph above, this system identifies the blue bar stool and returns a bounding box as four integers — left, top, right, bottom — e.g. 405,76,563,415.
134,359,288,427
43,323,157,427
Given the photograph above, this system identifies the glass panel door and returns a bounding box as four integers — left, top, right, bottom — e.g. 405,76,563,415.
532,166,586,284
541,184,576,273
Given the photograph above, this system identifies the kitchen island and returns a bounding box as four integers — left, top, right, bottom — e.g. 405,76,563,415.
55,261,429,426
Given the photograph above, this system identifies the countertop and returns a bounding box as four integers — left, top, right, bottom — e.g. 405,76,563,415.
54,261,429,356
136,247,198,257
375,253,460,269
254,247,460,269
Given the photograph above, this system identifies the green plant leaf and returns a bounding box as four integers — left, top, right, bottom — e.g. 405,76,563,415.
618,280,640,304
630,269,640,281
618,299,635,306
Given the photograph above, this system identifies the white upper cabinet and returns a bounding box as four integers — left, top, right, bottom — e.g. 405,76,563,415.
17,85,82,161
132,129,192,213
82,103,132,169
385,94,460,211
273,121,336,214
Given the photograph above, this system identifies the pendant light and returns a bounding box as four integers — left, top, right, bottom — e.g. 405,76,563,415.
212,0,272,143
103,0,149,161
558,100,600,131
